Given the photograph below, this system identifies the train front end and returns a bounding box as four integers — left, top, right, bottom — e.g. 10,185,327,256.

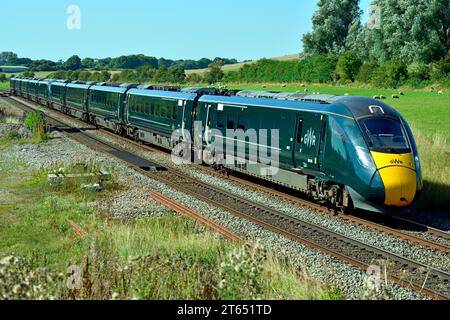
359,116,422,208
358,110,422,211
336,97,422,213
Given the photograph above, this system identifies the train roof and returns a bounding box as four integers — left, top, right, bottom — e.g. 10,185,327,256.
66,82,93,89
332,96,401,119
199,95,355,118
200,94,401,120
127,88,198,100
89,85,129,94
50,80,70,87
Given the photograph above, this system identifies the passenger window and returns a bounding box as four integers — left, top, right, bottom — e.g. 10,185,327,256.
217,113,224,128
171,106,177,119
296,118,304,143
238,116,247,130
161,105,167,118
150,103,155,115
227,114,236,130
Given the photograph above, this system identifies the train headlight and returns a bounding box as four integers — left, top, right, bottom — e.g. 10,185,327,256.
355,146,375,169
414,156,421,172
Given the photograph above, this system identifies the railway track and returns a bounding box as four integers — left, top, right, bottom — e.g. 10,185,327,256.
145,168,450,299
4,94,450,299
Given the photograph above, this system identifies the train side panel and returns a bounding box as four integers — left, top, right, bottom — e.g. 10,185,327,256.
49,82,68,111
88,86,128,131
124,89,197,149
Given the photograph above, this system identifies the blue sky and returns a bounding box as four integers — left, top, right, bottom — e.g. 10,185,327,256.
2,0,372,61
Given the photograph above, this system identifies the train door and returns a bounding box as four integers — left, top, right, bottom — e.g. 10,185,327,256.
293,113,324,171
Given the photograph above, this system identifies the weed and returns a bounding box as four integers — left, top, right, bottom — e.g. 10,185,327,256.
24,111,48,143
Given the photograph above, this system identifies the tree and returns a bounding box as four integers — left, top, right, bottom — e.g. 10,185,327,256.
425,0,450,59
204,63,224,84
352,0,449,64
81,57,96,69
0,52,18,64
302,0,361,55
64,55,82,71
22,71,35,78
336,51,362,81
186,73,203,84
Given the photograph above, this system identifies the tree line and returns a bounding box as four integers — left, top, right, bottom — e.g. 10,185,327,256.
0,52,239,72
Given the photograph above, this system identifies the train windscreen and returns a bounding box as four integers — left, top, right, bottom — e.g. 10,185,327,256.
359,118,411,154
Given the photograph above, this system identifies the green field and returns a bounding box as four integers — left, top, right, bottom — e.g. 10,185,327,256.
186,54,299,75
227,83,450,138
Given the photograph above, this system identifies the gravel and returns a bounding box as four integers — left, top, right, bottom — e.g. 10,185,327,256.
1,97,433,300
0,123,31,139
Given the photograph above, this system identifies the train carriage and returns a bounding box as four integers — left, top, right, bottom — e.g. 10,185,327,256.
36,79,52,105
87,84,134,132
125,88,198,149
64,82,94,119
27,79,40,101
16,77,25,96
20,78,30,97
49,81,69,111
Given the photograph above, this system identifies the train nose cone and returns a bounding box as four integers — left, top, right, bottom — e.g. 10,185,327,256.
378,166,417,206
370,152,417,207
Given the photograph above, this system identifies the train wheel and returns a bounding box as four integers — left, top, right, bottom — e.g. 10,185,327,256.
115,124,124,136
133,129,140,142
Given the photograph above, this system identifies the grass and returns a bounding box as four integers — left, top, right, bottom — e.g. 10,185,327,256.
0,143,338,300
0,81,9,91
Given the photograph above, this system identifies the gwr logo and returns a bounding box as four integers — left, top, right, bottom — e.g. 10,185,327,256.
304,128,316,148
390,159,403,165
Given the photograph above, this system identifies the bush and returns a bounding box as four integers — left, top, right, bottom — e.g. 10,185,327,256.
24,111,47,142
370,60,407,88
217,241,266,299
298,54,338,83
355,62,379,82
0,73,6,82
186,73,203,84
22,71,35,78
407,63,431,82
204,64,224,84
430,54,450,82
0,256,64,299
336,52,362,81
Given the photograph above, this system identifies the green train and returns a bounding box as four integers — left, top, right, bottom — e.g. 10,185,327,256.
10,76,422,214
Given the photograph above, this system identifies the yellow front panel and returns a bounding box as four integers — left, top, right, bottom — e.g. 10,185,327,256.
371,152,417,206
371,152,415,171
